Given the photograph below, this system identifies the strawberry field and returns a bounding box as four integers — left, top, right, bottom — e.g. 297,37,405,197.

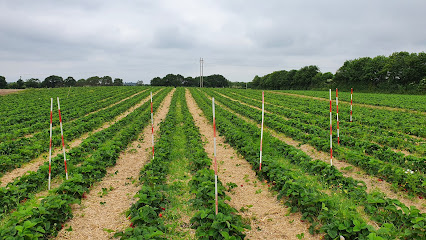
0,87,424,239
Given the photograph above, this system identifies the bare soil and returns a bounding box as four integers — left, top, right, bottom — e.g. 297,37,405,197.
0,89,24,96
55,89,175,239
186,89,318,240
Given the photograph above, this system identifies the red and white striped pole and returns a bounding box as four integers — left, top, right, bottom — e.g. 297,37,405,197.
48,98,53,190
336,88,340,145
259,91,264,171
329,89,333,166
350,88,353,122
212,97,218,215
151,92,154,159
57,97,68,180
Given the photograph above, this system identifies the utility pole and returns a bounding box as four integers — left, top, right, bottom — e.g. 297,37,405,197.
199,58,204,88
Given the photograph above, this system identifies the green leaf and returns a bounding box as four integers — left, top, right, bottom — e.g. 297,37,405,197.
200,210,208,219
23,220,37,229
220,231,230,238
411,217,424,223
15,226,24,233
327,229,337,238
36,226,46,233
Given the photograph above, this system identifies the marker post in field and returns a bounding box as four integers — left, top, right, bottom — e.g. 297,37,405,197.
212,97,218,215
350,88,353,122
48,98,53,190
259,91,265,171
57,97,68,180
336,88,340,145
151,92,154,159
329,89,333,166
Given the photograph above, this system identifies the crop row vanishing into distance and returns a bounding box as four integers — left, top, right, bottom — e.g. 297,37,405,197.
0,86,424,239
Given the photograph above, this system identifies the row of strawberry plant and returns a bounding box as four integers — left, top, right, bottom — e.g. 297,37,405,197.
0,88,172,239
221,89,424,155
115,89,178,239
282,90,426,112
180,88,250,239
116,88,249,239
191,88,425,239
2,87,146,142
229,89,425,140
269,90,425,138
0,88,156,176
215,89,425,171
0,87,145,141
0,87,138,126
215,89,425,173
0,88,170,221
204,89,425,196
207,90,426,239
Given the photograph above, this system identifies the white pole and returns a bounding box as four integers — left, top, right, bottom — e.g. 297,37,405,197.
48,98,53,190
350,88,353,122
329,89,333,166
151,92,154,159
336,88,340,145
259,91,264,171
57,97,68,180
212,97,218,215
201,58,204,88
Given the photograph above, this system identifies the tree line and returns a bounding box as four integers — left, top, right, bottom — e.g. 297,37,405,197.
0,75,124,89
150,73,229,88
251,51,426,93
251,65,333,90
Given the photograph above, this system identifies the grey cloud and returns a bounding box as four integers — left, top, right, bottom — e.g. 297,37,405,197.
0,0,425,82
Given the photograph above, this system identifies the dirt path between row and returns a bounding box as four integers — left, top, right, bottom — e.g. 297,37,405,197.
186,89,316,240
206,92,426,213
0,89,161,187
268,90,426,115
55,89,175,239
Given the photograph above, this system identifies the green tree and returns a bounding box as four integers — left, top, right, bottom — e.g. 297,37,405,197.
162,74,176,86
150,77,162,86
15,78,25,89
384,52,425,89
251,75,261,88
0,76,7,88
86,76,101,86
136,80,145,86
293,65,320,89
203,74,229,88
25,78,40,88
64,76,76,87
113,78,123,86
334,58,372,90
75,79,86,87
101,76,113,86
42,75,63,88
364,55,388,88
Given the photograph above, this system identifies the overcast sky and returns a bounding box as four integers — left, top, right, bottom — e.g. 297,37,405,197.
1,0,425,83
